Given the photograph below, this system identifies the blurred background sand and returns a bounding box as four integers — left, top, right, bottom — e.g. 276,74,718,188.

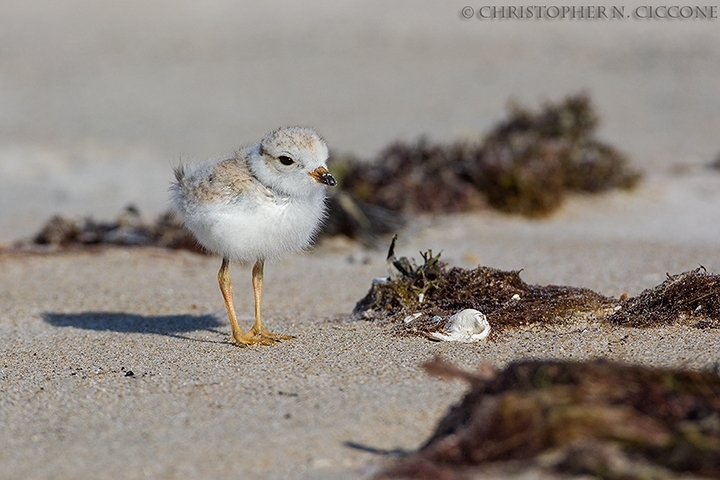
1,0,719,241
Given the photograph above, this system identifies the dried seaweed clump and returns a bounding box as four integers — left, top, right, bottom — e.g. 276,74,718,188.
609,267,720,329
353,247,615,338
338,94,641,218
379,358,720,479
339,140,485,214
319,191,406,247
469,94,641,216
14,205,202,253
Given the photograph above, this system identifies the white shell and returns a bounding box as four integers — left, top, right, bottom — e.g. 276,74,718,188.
403,312,423,324
429,309,491,342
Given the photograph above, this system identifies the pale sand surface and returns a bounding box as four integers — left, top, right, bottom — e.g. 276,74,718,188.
1,2,720,479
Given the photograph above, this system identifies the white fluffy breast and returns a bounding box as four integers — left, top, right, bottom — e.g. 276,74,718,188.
184,189,327,263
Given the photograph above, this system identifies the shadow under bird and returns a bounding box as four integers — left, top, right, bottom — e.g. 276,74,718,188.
171,126,336,346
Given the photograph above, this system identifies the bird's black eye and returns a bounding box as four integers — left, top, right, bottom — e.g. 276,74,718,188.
278,155,294,166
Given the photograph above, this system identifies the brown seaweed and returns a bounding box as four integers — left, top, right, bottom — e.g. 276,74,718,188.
319,191,406,247
470,123,639,216
339,94,640,218
608,267,720,329
353,245,616,339
354,241,720,338
338,140,485,214
379,358,720,479
13,205,202,254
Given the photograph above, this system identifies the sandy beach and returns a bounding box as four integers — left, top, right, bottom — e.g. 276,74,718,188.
1,2,719,479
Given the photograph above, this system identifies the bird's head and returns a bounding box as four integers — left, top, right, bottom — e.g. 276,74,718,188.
250,126,336,197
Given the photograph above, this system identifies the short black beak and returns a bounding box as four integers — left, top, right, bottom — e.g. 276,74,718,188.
320,172,337,186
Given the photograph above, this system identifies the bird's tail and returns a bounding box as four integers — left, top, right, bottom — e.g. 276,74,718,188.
173,164,186,183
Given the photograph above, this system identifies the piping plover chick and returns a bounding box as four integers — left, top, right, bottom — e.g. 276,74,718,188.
171,126,336,346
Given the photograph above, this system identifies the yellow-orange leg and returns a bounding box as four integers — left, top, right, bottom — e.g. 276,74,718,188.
217,257,274,346
249,260,294,341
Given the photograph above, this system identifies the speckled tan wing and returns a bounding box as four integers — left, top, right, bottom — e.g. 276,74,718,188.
173,153,273,207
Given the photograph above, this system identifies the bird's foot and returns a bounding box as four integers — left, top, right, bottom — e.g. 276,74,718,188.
231,331,276,346
251,326,295,342
231,328,294,346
